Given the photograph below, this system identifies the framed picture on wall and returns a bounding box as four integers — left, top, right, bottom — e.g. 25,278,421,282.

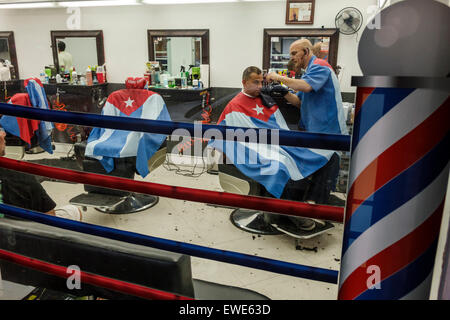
286,0,315,25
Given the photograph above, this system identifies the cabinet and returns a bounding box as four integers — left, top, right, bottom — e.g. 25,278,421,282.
44,83,107,143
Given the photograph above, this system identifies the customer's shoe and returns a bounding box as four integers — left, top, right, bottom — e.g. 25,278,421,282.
54,205,82,221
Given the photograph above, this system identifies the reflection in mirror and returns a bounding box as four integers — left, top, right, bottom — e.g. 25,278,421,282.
270,36,330,72
56,37,98,73
0,31,19,80
51,30,105,75
148,29,209,78
153,37,202,75
263,28,339,74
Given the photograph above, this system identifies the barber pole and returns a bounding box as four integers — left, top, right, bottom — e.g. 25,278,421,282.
338,83,450,299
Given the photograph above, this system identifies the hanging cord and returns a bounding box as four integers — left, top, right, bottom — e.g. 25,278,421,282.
162,138,209,178
51,94,78,143
200,91,212,124
3,81,11,102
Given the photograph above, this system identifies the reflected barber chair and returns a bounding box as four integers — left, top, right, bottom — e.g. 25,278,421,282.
1,84,53,157
70,78,169,214
4,132,26,160
218,161,282,236
3,133,47,160
217,152,340,237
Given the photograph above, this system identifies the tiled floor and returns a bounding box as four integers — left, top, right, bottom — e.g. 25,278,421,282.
1,145,346,300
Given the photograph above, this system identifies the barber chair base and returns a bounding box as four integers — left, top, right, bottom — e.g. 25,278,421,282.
70,193,159,214
230,209,283,236
271,220,334,240
25,146,45,154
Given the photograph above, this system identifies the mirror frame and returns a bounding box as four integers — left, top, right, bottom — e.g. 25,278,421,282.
51,30,105,73
147,29,210,66
0,31,19,80
263,28,339,71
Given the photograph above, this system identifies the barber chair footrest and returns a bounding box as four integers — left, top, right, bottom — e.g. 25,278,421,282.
271,220,334,240
70,193,159,214
70,193,126,208
230,209,283,235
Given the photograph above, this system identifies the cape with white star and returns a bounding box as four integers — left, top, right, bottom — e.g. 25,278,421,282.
210,92,334,198
85,89,171,177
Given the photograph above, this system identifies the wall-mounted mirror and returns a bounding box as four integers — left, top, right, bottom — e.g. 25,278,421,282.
0,31,19,80
148,29,209,75
263,28,339,73
51,30,105,74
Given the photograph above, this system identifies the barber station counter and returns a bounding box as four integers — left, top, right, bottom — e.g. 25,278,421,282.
149,86,211,123
106,83,212,123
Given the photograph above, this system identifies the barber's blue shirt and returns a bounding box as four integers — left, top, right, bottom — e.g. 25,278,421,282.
297,56,348,135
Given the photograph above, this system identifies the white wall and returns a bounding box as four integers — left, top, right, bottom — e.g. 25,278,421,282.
168,37,195,76
0,0,378,92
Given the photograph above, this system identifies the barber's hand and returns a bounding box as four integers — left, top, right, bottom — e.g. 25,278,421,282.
269,84,289,97
261,83,289,98
264,72,280,83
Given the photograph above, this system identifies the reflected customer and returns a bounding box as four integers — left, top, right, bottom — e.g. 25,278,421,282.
57,41,73,71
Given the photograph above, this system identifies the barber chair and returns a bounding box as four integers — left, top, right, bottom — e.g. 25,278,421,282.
3,128,48,160
4,133,25,160
70,140,166,215
217,152,338,239
218,162,282,236
1,80,53,155
69,80,168,214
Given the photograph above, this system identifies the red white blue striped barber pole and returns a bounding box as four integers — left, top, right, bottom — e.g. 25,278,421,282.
338,85,450,300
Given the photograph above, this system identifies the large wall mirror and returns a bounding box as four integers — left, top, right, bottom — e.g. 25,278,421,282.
263,28,339,73
148,29,209,76
51,30,105,73
0,31,19,80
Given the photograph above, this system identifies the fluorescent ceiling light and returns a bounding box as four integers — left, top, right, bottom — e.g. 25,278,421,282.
59,0,140,7
0,1,57,8
0,0,278,9
142,0,238,4
142,0,278,4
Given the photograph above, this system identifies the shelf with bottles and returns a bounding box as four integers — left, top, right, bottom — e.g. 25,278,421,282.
270,61,289,64
269,68,289,72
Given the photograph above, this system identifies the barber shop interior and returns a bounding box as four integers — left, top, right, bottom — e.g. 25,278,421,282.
0,0,449,302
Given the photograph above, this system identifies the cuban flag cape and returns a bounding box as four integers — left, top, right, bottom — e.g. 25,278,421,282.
0,78,54,153
85,89,171,177
209,92,334,198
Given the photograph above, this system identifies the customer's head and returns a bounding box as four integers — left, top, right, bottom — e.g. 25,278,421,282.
242,66,263,97
289,39,313,72
57,41,66,52
0,128,6,157
312,42,327,59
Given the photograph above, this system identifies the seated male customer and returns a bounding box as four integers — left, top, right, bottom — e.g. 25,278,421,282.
209,66,337,236
0,128,81,221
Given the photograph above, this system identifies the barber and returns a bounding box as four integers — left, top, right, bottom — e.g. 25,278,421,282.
265,39,347,135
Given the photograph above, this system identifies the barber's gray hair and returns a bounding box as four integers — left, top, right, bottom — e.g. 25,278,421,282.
242,66,262,81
